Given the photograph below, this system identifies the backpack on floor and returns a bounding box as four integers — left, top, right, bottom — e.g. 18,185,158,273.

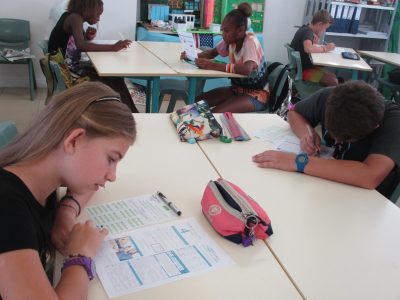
266,62,290,113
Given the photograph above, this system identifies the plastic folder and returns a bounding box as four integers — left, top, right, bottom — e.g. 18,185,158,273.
349,6,361,34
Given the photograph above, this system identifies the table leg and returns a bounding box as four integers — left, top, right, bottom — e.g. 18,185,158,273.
145,79,152,113
187,77,197,104
151,77,160,113
351,70,358,80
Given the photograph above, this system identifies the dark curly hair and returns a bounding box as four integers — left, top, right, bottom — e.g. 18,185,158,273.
68,0,103,15
325,80,385,142
224,2,252,29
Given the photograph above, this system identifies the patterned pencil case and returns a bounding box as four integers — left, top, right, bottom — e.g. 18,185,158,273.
170,100,222,143
201,178,273,247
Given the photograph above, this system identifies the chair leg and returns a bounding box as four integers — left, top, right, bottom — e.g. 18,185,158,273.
159,92,166,112
33,63,37,90
159,92,178,113
166,95,178,113
28,59,36,100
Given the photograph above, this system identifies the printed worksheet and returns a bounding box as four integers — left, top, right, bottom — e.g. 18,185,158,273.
95,218,234,298
86,194,178,234
178,31,198,61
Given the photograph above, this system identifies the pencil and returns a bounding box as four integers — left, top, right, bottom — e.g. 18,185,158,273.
307,125,320,154
306,124,313,137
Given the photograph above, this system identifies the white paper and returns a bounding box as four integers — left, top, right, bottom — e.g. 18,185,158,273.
178,31,198,61
275,135,301,154
331,47,347,54
253,126,293,144
253,126,300,153
319,145,334,159
95,218,234,298
91,39,119,44
86,194,179,234
253,126,334,158
1,48,34,61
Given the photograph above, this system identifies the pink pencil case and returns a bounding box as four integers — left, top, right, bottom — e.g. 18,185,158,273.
201,178,273,247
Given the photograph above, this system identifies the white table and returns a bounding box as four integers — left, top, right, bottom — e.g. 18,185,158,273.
87,42,179,113
88,41,245,113
138,41,245,104
311,47,372,80
357,50,400,68
198,114,400,300
54,114,303,300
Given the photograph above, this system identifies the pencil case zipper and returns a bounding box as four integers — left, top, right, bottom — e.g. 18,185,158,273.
208,179,258,222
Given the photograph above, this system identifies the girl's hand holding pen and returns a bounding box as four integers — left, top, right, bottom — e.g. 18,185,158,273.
195,58,217,70
180,51,187,60
65,220,108,258
113,39,132,51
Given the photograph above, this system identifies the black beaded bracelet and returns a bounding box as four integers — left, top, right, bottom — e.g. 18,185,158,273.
59,195,82,216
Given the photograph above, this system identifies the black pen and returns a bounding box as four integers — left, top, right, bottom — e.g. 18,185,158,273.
157,191,182,216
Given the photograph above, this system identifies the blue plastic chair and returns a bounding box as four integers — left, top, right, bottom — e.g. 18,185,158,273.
390,182,400,203
0,121,18,149
0,18,37,100
38,39,48,55
49,60,67,92
284,43,323,99
377,78,400,105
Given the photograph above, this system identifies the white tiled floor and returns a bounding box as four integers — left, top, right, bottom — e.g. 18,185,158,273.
0,87,47,132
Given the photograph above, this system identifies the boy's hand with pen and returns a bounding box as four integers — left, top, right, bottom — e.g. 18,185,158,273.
324,42,335,52
300,125,321,156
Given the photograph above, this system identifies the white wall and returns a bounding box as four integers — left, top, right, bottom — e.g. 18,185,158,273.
0,0,138,88
0,0,306,88
263,0,307,63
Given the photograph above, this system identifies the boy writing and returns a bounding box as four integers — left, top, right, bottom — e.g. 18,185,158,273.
290,9,338,86
252,81,400,200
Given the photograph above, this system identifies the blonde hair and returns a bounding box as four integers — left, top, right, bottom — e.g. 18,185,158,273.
0,81,136,167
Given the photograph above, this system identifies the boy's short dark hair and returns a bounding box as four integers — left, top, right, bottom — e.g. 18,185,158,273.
311,9,333,25
325,80,385,142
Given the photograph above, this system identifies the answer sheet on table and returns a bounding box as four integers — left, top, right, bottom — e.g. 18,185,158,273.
86,193,178,234
95,218,234,298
